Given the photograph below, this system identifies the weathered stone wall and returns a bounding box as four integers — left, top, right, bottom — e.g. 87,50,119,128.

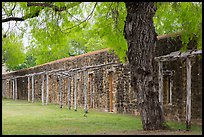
155,36,202,123
2,36,202,123
161,56,202,123
2,49,124,113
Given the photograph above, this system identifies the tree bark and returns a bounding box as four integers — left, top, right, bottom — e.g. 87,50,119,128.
124,2,166,130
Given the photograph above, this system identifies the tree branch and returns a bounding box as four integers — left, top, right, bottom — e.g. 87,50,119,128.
63,2,97,32
27,2,65,12
2,17,25,22
10,2,17,16
2,8,41,23
2,2,82,23
27,2,82,12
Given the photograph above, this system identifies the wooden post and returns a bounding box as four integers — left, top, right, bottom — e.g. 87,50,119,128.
8,79,10,98
89,73,94,108
32,75,34,103
41,75,45,105
88,74,91,108
67,78,71,110
74,74,77,111
77,78,81,107
2,80,5,98
186,57,191,130
83,71,88,113
2,80,4,98
2,80,6,98
5,80,7,98
46,73,49,105
12,80,15,100
59,76,62,108
169,77,173,105
158,61,163,108
15,78,17,100
28,76,30,102
109,72,113,112
92,76,95,109
2,80,3,98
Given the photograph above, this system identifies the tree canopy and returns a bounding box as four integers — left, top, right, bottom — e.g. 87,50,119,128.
2,2,202,71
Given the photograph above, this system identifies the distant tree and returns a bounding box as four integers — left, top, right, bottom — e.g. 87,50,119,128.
2,33,25,71
12,54,36,70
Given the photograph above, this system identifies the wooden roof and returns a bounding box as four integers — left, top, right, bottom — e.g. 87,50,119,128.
154,50,202,62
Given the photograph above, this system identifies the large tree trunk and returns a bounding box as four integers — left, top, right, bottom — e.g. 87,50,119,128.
124,2,166,130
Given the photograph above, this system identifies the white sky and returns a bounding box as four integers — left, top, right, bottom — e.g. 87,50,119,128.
2,19,31,50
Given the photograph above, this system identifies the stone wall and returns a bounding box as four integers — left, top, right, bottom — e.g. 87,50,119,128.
161,56,202,123
2,36,202,123
2,49,133,112
155,36,202,123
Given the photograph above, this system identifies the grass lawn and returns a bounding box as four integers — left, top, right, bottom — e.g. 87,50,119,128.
2,99,202,135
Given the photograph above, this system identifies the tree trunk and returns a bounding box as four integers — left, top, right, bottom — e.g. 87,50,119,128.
124,2,166,130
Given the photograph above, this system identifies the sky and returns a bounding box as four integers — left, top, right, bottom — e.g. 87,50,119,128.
2,18,31,51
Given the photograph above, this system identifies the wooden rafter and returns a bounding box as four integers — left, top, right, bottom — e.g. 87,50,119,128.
155,50,202,62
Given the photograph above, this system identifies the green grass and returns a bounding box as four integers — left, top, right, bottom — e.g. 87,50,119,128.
2,99,202,135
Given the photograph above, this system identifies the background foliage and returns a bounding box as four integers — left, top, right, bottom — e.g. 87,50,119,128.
2,33,25,71
2,2,202,71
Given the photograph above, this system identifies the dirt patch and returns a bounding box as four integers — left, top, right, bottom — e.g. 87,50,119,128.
98,130,202,135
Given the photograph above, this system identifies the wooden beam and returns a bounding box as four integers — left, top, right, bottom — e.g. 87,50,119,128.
41,75,45,105
28,76,30,102
83,71,88,113
74,74,77,111
31,75,34,103
2,62,119,80
154,50,202,62
46,73,49,105
186,57,192,130
2,69,65,80
67,78,71,110
158,61,163,107
157,31,181,40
